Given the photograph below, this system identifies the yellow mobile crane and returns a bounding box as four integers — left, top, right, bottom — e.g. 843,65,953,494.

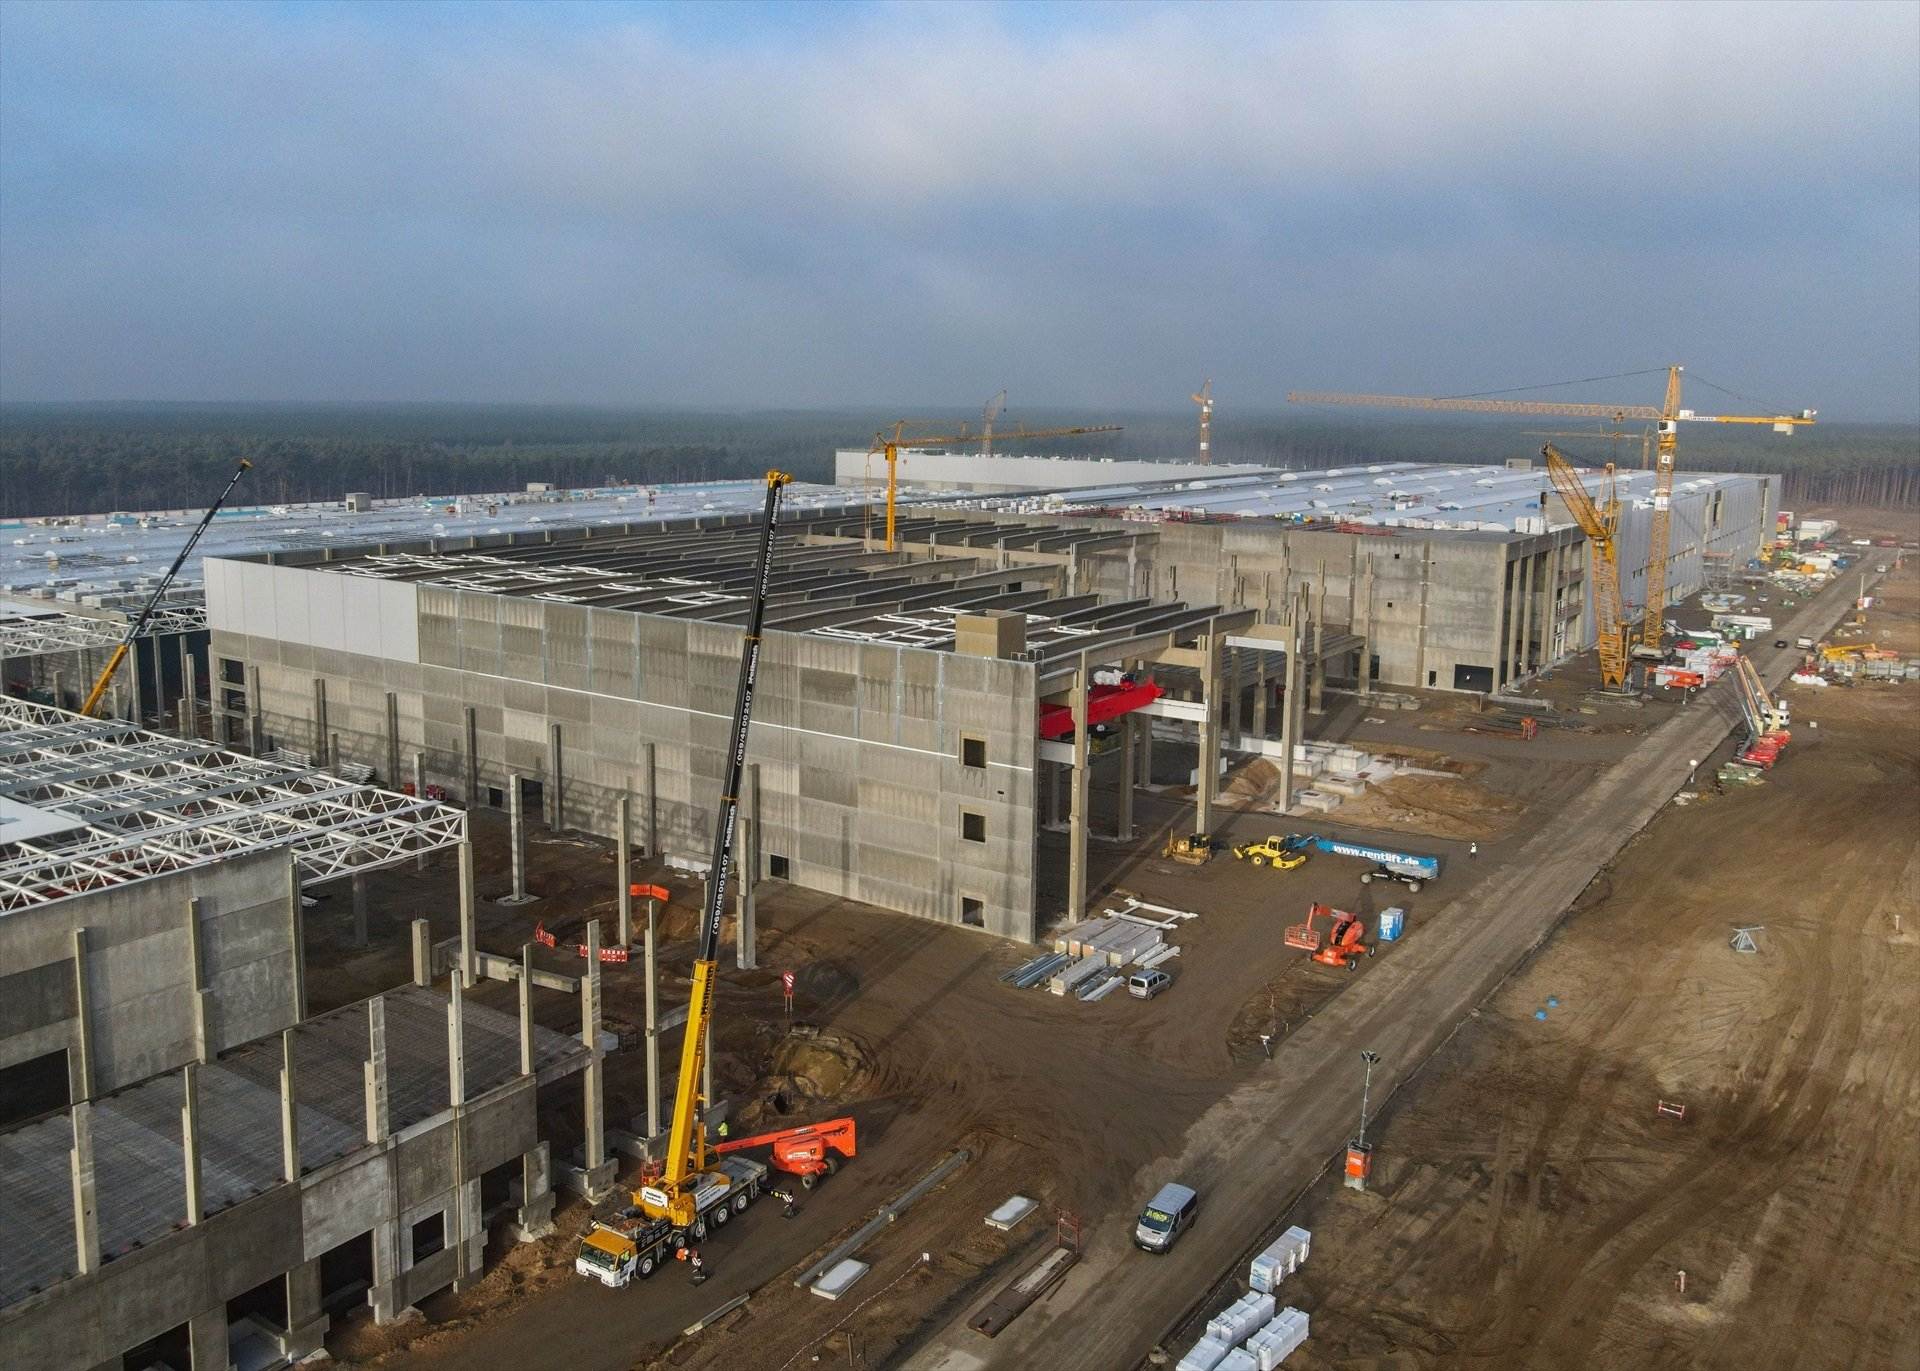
1289,368,1814,652
1541,443,1629,690
575,471,790,1290
868,420,1121,551
79,458,252,718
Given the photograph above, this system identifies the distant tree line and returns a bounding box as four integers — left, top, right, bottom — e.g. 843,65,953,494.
0,403,1913,519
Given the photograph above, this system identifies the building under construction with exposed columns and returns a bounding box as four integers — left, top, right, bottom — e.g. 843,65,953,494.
200,455,1778,944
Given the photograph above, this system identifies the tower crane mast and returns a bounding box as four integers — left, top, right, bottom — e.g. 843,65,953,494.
1289,368,1813,651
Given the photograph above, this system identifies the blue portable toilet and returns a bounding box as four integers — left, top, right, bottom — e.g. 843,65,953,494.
1378,907,1405,942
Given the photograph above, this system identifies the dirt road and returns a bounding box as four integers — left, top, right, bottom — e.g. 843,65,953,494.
1275,563,1920,1370
911,562,1889,1371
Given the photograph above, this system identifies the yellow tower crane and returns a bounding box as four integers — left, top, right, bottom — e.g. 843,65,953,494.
1541,443,1628,690
980,390,1007,457
868,420,1121,552
1287,368,1815,650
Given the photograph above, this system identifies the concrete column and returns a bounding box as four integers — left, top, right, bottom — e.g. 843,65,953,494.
369,1217,405,1324
513,1140,555,1242
364,996,390,1143
644,895,661,1139
643,741,658,857
329,730,341,772
185,896,211,1064
1139,695,1154,788
547,722,563,829
616,793,633,948
1196,626,1222,835
312,677,328,757
411,918,432,986
350,871,370,949
69,1100,100,1276
447,975,466,1107
181,1061,204,1225
1519,550,1538,675
70,927,95,1102
1279,603,1303,813
288,854,307,1021
413,751,428,870
385,690,401,788
507,773,527,901
581,919,605,1176
463,705,479,806
283,1257,327,1362
181,650,198,740
457,839,476,988
1311,580,1327,713
129,641,144,725
1228,644,1244,744
247,664,265,753
52,668,66,712
1116,711,1135,841
1358,555,1376,696
1067,652,1091,920
1252,646,1270,739
279,1029,299,1183
187,1306,229,1371
737,763,760,971
519,943,536,1076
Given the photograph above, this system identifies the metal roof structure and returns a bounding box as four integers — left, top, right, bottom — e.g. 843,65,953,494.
0,603,206,661
0,700,466,911
297,512,1234,668
942,459,1756,535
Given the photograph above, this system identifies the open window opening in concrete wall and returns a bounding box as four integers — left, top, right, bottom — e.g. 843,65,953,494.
961,736,987,769
227,1274,289,1348
411,1211,447,1263
961,896,985,927
961,810,986,843
118,1321,190,1371
1428,670,1438,687
0,1048,69,1130
480,1157,520,1223
319,1232,374,1316
768,854,790,880
1454,664,1494,692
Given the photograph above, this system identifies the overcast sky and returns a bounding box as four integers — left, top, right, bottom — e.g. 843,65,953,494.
2,0,1916,419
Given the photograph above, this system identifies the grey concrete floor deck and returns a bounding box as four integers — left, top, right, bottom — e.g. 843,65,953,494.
0,985,584,1309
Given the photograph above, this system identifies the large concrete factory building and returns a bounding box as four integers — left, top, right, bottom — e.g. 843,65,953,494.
202,457,1776,943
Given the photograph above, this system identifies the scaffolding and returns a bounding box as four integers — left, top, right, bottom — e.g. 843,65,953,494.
0,700,466,911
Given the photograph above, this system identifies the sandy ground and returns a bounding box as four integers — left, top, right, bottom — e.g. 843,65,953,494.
1271,556,1920,1371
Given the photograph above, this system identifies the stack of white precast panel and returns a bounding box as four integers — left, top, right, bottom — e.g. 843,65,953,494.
1217,1349,1259,1371
1175,1335,1232,1371
1243,1307,1310,1368
1206,1291,1275,1345
1248,1226,1311,1293
1048,955,1106,995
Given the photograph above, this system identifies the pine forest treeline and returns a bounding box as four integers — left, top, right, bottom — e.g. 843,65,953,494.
0,404,1914,520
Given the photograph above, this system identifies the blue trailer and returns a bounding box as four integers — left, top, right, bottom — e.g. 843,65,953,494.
1282,834,1441,891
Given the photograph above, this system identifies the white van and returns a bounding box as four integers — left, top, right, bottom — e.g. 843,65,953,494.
1128,969,1171,1000
1134,1181,1198,1252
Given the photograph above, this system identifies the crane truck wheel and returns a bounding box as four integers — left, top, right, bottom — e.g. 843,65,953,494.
691,1217,708,1241
638,1253,657,1280
825,1156,839,1176
732,1192,751,1214
712,1202,730,1227
801,1172,818,1190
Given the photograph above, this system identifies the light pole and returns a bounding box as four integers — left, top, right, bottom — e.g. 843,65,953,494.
1346,1050,1382,1191
1687,758,1699,788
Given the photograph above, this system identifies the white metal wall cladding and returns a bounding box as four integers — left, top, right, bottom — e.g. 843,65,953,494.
206,558,420,664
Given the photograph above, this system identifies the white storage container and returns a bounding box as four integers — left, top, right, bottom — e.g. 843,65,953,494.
1206,1290,1276,1345
1176,1335,1232,1371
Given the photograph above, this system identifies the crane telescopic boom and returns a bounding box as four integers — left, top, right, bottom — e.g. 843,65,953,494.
652,469,791,1229
79,458,252,719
